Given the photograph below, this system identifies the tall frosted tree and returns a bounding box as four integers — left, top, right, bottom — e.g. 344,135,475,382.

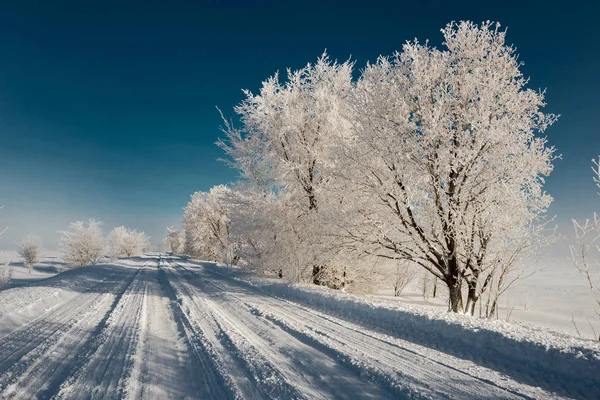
218,53,354,286
337,21,557,313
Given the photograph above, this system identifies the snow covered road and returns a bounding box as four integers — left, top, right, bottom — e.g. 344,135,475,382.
0,254,597,399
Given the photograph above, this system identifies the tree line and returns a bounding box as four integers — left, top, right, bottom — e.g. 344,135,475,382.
10,221,150,273
166,21,559,316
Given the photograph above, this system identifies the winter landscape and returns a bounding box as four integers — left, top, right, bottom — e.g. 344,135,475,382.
1,1,599,399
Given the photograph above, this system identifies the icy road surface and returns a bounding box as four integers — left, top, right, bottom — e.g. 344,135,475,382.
0,254,596,399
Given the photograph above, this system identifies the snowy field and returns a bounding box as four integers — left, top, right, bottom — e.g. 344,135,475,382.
0,250,67,289
370,258,600,340
0,254,598,399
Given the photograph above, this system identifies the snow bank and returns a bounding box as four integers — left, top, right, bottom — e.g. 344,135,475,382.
197,261,600,399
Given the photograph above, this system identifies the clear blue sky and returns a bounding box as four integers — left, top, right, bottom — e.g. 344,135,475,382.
0,0,598,250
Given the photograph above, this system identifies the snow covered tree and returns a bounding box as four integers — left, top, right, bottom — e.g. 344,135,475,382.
60,219,105,267
107,226,150,259
217,187,271,271
225,185,325,281
165,226,185,254
17,234,41,273
181,185,239,264
336,21,557,313
218,53,354,286
570,157,600,340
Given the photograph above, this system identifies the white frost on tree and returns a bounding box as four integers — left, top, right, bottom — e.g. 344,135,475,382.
334,21,557,313
181,185,239,264
218,53,355,287
216,187,273,272
180,21,559,307
17,234,41,274
165,226,186,254
107,226,150,259
225,186,326,282
59,219,105,267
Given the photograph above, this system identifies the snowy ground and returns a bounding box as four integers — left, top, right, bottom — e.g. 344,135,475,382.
0,254,598,399
371,259,600,340
0,250,67,289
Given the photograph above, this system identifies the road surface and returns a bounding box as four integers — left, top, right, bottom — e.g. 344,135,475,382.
0,254,574,399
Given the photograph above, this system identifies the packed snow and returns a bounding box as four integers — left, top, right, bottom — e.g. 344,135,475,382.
0,253,597,399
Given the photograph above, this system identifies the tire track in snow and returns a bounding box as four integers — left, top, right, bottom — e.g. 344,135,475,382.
0,266,141,398
124,262,198,399
0,255,570,399
0,264,129,326
54,266,149,399
156,258,238,399
177,261,555,399
244,297,530,399
163,261,304,399
179,264,419,399
32,266,142,399
170,261,400,399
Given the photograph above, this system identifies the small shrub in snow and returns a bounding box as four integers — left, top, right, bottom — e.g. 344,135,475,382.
0,262,12,289
60,219,105,267
17,234,41,274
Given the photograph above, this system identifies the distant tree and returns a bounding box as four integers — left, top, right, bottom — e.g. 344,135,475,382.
165,226,185,254
17,234,41,273
181,185,239,264
60,219,105,267
570,157,600,340
336,21,557,314
107,226,150,259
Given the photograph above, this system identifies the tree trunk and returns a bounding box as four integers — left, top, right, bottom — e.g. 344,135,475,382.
465,283,478,316
421,271,430,300
447,278,464,313
312,265,321,285
488,297,499,319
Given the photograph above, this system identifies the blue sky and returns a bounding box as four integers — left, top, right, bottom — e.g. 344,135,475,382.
0,0,598,250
